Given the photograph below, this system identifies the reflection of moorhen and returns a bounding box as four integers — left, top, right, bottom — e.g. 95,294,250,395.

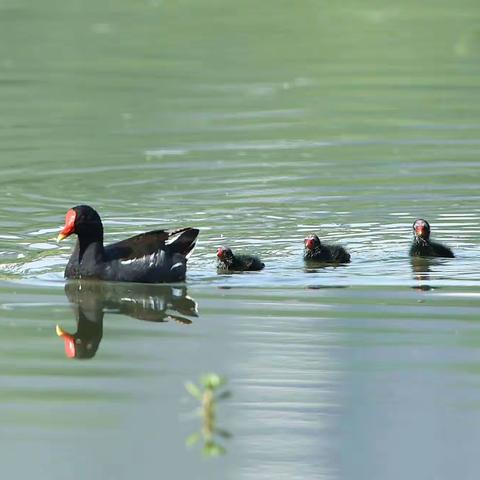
56,281,198,359
303,234,351,263
411,257,432,280
56,289,103,359
216,246,264,272
56,205,199,282
410,257,434,291
409,219,454,258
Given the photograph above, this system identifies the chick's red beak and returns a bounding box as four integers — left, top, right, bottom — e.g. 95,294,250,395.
56,325,77,358
415,225,425,237
305,238,315,250
217,248,224,258
57,209,77,242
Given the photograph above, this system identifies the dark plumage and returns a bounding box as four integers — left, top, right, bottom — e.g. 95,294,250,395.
57,205,199,283
216,246,265,272
409,219,454,258
303,234,351,263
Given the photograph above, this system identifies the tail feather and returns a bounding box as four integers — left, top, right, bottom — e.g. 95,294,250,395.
168,228,199,258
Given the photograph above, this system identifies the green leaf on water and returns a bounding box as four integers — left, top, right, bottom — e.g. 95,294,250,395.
203,442,226,457
201,373,226,390
185,381,202,399
186,432,201,446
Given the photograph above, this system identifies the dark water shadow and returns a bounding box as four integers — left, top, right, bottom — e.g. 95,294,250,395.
306,285,349,290
56,281,198,359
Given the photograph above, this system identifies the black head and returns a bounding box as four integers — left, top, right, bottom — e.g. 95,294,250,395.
413,219,431,241
57,205,103,242
217,246,234,265
304,234,321,251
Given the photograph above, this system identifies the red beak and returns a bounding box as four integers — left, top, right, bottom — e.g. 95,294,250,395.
415,226,425,236
56,325,77,358
217,248,223,258
305,239,314,250
57,209,77,242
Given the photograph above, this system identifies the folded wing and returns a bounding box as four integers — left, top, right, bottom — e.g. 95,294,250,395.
106,227,199,261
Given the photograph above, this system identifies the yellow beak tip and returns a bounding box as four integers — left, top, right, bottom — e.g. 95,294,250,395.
55,325,64,337
56,234,66,243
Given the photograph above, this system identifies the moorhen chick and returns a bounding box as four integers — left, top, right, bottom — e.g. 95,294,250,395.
57,205,199,282
216,246,265,272
303,233,351,263
409,219,454,258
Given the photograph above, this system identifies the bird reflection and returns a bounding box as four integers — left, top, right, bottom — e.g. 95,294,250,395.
304,263,349,274
56,280,198,359
410,257,434,291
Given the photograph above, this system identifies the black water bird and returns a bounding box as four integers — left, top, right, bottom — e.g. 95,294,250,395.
57,205,199,282
216,246,264,272
409,219,454,258
303,234,351,263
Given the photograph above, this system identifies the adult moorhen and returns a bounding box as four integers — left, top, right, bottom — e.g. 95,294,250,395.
303,233,351,263
409,219,454,258
57,205,199,282
216,246,265,272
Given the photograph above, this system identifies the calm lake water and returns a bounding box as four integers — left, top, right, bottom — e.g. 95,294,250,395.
1,1,480,479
